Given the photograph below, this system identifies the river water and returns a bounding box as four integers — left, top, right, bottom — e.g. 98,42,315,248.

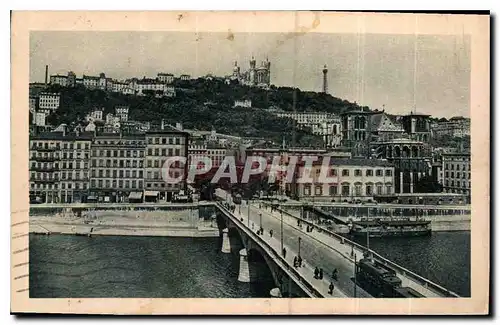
29,234,275,298
29,231,470,298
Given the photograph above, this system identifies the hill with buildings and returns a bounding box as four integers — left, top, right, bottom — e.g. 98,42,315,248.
42,81,341,146
40,77,369,145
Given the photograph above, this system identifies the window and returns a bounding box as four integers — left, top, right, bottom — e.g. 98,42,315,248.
342,169,349,176
386,184,392,194
376,184,383,195
304,185,311,196
341,184,350,196
445,171,449,177
330,169,338,177
376,169,383,177
155,148,159,156
354,169,362,176
385,169,392,177
366,170,373,177
175,149,180,156
154,160,159,168
147,160,152,168
329,185,338,196
366,185,373,196
354,184,362,196
315,185,322,196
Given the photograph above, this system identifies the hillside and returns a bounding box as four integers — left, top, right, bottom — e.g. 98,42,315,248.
43,79,364,145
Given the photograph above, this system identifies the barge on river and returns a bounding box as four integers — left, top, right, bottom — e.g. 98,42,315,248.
349,218,431,238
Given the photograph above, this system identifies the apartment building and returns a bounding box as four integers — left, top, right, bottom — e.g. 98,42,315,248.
38,93,60,113
442,152,471,199
89,133,146,203
144,127,189,201
29,130,93,203
292,158,395,202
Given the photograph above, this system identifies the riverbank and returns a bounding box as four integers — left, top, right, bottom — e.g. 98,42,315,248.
29,215,220,238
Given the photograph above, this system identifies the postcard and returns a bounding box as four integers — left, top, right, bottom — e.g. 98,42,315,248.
11,11,489,315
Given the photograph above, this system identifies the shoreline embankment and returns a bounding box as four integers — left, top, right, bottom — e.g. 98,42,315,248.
29,208,220,238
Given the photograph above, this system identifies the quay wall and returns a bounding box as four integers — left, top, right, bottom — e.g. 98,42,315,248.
281,205,470,232
29,204,221,238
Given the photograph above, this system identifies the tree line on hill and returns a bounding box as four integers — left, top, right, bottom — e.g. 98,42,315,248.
43,79,362,146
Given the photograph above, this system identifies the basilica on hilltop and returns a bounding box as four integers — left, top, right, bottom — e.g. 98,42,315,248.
227,57,271,88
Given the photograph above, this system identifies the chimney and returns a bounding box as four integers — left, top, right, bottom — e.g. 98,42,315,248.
176,122,183,130
161,119,165,130
45,65,48,85
62,125,67,137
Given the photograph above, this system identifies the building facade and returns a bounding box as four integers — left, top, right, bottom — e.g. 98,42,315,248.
340,110,374,157
400,113,432,143
115,106,129,122
89,134,146,203
432,117,471,138
157,73,174,84
374,138,432,194
234,99,252,108
144,128,189,201
59,132,92,203
29,131,93,203
292,158,395,202
441,152,471,198
38,93,60,113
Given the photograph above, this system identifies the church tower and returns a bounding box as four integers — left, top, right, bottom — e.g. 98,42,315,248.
249,56,256,85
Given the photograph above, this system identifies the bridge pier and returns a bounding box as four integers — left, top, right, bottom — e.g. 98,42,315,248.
270,287,282,298
221,228,231,253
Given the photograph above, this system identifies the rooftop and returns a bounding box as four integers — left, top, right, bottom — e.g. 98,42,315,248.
299,157,394,168
30,131,94,141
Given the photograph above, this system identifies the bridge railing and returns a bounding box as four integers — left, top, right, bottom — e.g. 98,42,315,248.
216,202,324,298
260,201,461,298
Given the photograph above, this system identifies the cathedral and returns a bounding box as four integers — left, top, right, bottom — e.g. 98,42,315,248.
228,57,271,88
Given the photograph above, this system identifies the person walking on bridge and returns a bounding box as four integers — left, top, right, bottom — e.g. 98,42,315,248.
332,268,338,281
282,247,287,258
314,267,319,279
269,229,273,238
328,282,334,295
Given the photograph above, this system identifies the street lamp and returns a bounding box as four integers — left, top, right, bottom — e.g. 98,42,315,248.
280,209,284,253
353,253,357,298
247,200,250,228
298,237,301,257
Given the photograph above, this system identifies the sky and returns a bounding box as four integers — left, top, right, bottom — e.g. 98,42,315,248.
30,31,470,118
